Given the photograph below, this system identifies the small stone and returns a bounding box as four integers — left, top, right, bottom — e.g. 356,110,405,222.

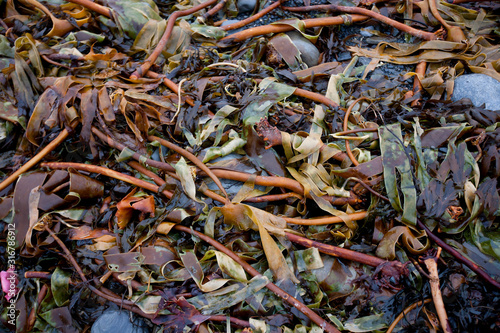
337,51,351,62
220,19,240,27
451,74,500,110
357,57,373,66
91,310,148,333
286,32,320,68
237,0,256,13
360,26,375,37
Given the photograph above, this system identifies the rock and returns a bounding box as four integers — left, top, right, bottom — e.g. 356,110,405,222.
286,32,320,68
91,310,149,333
220,19,240,27
237,0,256,13
451,74,500,111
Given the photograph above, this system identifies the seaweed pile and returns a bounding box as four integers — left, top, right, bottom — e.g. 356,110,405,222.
0,0,499,332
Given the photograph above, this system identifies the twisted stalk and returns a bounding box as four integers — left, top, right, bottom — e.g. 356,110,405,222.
283,4,440,40
172,225,341,333
130,0,218,79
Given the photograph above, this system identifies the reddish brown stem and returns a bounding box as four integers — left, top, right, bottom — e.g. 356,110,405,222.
344,97,370,166
427,0,465,42
416,219,500,289
207,315,250,327
41,162,169,196
200,0,226,21
172,225,341,333
209,76,341,109
44,225,87,281
130,0,218,79
91,127,175,173
94,126,356,204
207,168,362,205
129,160,230,204
220,15,369,44
0,18,8,30
146,71,196,107
386,299,432,333
43,225,155,319
148,135,229,202
293,86,340,109
25,271,52,279
126,161,361,225
222,0,283,31
286,232,409,279
0,127,72,192
26,284,48,331
65,0,111,17
127,161,174,199
411,61,426,107
41,54,72,69
255,117,349,163
334,128,378,136
283,5,439,40
345,178,389,202
284,211,368,225
286,232,383,266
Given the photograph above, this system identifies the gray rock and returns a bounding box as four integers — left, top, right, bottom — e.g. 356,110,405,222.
357,57,373,66
451,74,500,111
92,310,149,333
287,32,320,68
220,19,240,27
237,0,256,13
220,19,244,35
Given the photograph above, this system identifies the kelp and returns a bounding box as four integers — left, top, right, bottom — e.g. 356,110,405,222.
1,0,500,332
